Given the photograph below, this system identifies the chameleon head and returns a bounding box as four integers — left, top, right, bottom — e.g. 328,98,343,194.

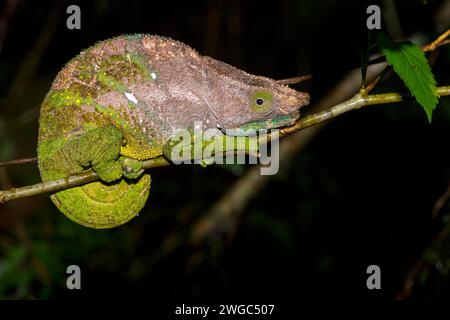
231,83,310,133
203,58,310,134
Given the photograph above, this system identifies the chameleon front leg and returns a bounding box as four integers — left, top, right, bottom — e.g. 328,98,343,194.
61,125,143,181
120,156,144,179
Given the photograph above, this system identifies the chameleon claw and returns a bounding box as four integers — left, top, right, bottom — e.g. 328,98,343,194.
124,165,134,173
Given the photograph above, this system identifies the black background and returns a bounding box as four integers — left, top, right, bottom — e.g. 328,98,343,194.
0,0,449,303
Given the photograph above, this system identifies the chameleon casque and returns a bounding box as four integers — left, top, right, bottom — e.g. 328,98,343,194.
37,34,310,229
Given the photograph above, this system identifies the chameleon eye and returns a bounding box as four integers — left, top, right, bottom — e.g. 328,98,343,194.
251,91,273,114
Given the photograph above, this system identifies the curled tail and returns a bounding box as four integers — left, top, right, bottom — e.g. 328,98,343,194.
49,174,151,229
38,125,151,229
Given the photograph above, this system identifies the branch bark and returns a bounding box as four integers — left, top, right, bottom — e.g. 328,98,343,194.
0,157,169,203
0,157,37,167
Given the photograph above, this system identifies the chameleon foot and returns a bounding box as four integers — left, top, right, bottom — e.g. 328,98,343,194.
120,156,144,179
94,160,123,183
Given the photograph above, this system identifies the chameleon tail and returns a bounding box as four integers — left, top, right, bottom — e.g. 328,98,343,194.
49,174,151,229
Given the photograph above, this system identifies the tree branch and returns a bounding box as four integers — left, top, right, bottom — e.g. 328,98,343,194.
0,157,169,203
1,86,449,204
280,86,450,136
422,29,450,52
276,74,312,85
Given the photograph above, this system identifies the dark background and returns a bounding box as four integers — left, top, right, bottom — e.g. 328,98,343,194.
0,0,449,302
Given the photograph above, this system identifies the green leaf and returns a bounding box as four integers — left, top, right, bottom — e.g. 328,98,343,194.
376,32,439,122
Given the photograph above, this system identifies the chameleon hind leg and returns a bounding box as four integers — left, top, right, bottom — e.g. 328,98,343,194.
39,125,151,229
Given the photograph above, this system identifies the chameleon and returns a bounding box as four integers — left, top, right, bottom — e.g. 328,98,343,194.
37,34,310,229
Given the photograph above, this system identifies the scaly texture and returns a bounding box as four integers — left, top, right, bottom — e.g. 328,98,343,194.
37,34,309,229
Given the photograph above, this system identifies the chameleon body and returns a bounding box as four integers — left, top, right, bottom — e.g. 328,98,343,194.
37,34,309,229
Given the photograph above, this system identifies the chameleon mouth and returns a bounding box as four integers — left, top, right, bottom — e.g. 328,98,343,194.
266,110,300,128
226,110,300,136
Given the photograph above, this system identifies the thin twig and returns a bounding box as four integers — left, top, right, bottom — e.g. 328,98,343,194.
0,157,37,167
279,86,450,136
365,67,393,93
422,29,450,52
432,184,450,219
276,74,312,85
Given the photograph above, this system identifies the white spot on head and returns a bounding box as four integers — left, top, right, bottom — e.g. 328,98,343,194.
150,72,157,80
124,91,138,104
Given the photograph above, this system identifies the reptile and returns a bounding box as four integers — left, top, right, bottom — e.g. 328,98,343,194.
37,34,310,229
